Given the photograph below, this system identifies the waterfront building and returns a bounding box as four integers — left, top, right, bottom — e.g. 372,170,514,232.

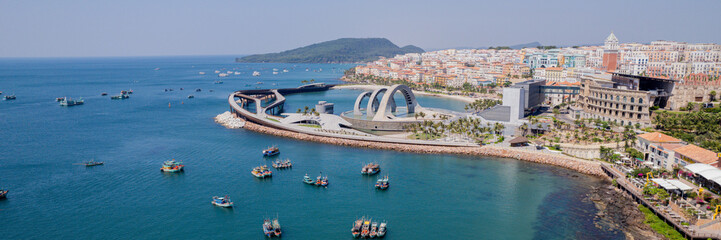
578,73,676,127
635,132,720,170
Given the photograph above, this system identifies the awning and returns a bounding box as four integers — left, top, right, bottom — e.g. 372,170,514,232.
644,161,654,166
652,178,678,190
666,180,694,191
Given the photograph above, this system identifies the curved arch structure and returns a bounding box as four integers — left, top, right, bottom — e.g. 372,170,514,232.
366,88,396,117
372,84,417,121
353,91,377,116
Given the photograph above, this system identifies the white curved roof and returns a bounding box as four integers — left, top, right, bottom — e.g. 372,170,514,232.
685,163,721,186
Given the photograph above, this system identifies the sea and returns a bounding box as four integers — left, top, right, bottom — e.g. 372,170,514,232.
0,56,625,239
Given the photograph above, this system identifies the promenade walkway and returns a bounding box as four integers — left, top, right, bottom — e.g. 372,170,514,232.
601,164,721,240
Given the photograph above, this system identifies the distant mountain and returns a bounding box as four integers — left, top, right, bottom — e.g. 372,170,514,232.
236,38,425,63
425,41,543,51
509,42,541,49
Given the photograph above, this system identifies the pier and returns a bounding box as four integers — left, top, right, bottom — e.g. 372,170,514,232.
601,163,721,240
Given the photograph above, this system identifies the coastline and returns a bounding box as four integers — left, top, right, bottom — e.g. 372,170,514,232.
332,84,480,104
216,112,604,177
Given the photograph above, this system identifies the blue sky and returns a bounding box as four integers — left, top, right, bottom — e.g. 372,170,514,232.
1,0,719,57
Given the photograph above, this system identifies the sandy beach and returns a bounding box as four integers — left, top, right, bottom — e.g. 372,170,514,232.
332,84,482,103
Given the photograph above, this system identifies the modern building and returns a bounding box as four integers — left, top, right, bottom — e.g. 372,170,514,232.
579,73,676,127
635,132,720,170
315,101,334,114
479,79,546,123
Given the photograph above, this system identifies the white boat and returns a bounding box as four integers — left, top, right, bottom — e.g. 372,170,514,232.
198,72,206,75
252,71,261,76
273,72,278,75
218,73,228,77
211,195,233,208
234,71,241,75
283,69,289,73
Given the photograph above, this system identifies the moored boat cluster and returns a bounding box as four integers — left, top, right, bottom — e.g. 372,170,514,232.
252,165,272,178
352,217,387,238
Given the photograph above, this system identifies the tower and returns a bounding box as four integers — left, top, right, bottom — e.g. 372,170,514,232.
602,32,619,72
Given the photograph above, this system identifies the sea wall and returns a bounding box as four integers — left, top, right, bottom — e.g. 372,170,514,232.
216,112,604,177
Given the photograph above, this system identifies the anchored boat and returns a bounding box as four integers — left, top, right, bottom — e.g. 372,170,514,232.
82,160,104,167
263,218,274,237
111,94,130,100
361,163,380,175
272,218,282,237
59,97,84,106
378,221,387,238
360,219,371,238
315,173,328,187
303,174,315,185
4,95,16,100
370,222,378,238
263,146,280,157
351,218,363,238
160,159,184,173
272,159,292,169
211,195,233,208
0,189,8,199
375,176,389,190
252,165,272,178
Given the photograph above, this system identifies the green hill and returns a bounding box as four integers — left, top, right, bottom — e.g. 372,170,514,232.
236,38,424,63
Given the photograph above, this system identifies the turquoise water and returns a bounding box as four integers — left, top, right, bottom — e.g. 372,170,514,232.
0,56,623,239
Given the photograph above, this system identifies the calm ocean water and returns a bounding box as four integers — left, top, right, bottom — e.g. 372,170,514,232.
0,56,623,239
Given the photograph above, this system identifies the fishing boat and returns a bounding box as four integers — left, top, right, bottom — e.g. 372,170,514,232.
187,95,194,99
315,173,328,187
199,71,206,75
351,218,363,238
211,195,233,208
59,97,84,106
101,92,108,96
120,90,128,95
361,163,380,175
111,94,130,100
262,146,280,157
272,159,292,169
127,89,133,94
377,221,387,237
272,218,282,237
252,71,261,76
375,176,389,190
360,219,371,238
195,88,202,92
283,69,289,73
160,159,184,173
4,95,16,100
82,160,104,167
370,222,378,238
0,189,7,199
214,80,223,84
251,165,272,178
56,97,64,102
303,174,315,184
272,71,278,75
263,218,274,237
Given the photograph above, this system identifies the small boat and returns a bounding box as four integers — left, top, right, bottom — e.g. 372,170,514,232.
253,71,261,76
361,219,371,238
315,173,328,187
361,163,380,175
305,68,309,72
252,165,272,178
0,189,7,199
82,160,104,167
303,174,315,185
101,92,108,96
4,95,16,100
263,218,274,237
351,218,363,238
211,195,233,208
370,222,378,238
187,95,194,99
209,90,214,92
59,97,84,106
195,88,201,92
377,222,387,238
218,73,228,77
127,89,133,94
263,146,280,157
256,82,263,85
272,159,292,169
120,90,128,95
214,80,223,84
199,72,206,75
160,159,184,173
56,97,64,102
283,69,289,73
272,72,278,75
180,88,184,91
375,176,389,190
272,218,282,237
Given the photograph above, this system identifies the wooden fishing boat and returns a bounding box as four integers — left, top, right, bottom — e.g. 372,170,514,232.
0,189,8,199
262,146,280,157
272,218,282,237
370,222,378,238
361,163,380,175
263,218,274,237
351,218,363,238
160,159,184,173
377,221,387,238
211,195,233,208
303,174,315,184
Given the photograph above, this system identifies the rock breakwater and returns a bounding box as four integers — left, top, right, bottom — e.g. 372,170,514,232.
216,112,604,177
215,111,245,129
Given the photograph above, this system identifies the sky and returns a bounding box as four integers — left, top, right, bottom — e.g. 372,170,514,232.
1,0,720,58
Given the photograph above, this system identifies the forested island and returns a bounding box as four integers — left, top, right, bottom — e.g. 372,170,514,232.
236,38,424,63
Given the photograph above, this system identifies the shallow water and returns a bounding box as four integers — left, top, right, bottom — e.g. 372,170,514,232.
0,56,623,239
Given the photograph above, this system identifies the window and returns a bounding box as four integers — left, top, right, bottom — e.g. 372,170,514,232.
639,98,643,104
623,96,627,102
616,96,620,101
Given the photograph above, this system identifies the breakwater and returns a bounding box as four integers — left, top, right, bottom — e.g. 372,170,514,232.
216,112,604,177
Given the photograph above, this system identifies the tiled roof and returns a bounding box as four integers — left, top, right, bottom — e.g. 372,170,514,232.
675,144,719,165
637,132,682,143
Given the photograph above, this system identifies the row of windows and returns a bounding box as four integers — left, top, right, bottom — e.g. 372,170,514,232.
587,106,644,119
592,91,644,104
589,100,644,111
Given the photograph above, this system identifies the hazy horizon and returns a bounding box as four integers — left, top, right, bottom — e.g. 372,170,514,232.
2,0,720,58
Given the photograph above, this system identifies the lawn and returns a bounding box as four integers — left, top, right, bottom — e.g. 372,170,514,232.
298,124,321,128
408,133,442,140
638,205,685,240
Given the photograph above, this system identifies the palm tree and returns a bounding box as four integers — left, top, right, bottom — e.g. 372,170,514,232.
710,90,717,102
519,123,529,136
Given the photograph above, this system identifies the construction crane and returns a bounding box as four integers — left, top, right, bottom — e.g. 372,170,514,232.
644,172,654,187
713,205,721,220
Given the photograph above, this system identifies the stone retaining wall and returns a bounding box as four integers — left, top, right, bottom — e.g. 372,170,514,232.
236,117,604,177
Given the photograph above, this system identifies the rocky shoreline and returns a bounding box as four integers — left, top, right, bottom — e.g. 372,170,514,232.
215,112,604,177
588,182,664,240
